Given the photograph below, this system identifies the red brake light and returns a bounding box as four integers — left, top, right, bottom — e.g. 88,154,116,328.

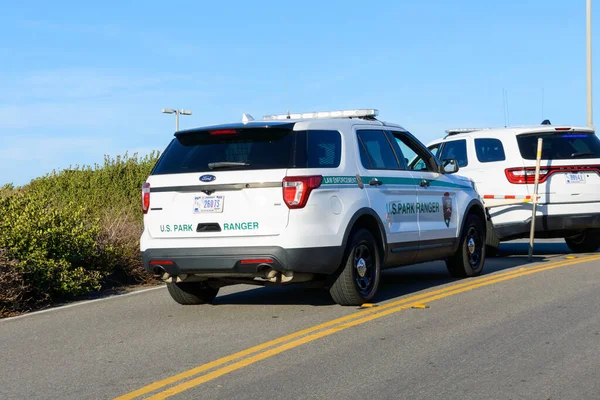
554,127,571,131
282,175,323,209
142,182,151,214
149,260,174,265
210,129,237,135
240,259,274,265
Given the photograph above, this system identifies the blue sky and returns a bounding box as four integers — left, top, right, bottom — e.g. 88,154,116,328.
0,0,596,185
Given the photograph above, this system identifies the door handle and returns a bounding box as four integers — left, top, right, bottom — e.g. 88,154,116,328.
419,179,430,187
369,178,383,186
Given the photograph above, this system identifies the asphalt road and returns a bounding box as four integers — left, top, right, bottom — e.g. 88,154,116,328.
1,240,599,400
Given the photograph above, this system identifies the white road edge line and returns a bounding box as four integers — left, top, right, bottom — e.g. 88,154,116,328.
1,285,165,322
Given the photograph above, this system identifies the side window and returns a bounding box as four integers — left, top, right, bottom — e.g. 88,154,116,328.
475,138,506,163
429,143,441,158
357,130,400,170
390,132,435,172
439,139,468,168
293,130,342,168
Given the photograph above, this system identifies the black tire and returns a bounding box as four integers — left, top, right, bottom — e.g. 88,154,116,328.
166,281,219,305
330,229,381,306
565,230,600,253
446,214,486,278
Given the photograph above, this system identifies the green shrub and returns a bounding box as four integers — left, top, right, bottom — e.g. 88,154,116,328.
0,151,160,317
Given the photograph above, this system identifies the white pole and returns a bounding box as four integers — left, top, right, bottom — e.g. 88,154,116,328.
175,110,180,132
587,0,593,127
528,138,543,262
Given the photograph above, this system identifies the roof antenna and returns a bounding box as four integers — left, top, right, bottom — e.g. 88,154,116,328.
502,88,511,127
283,44,290,119
506,90,510,126
541,88,545,121
502,88,508,127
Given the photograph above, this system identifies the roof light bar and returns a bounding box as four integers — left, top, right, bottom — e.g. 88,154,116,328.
263,109,379,121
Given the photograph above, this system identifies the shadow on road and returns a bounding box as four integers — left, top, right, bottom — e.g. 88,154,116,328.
212,240,573,307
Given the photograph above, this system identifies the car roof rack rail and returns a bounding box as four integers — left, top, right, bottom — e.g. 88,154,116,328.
263,108,379,121
445,127,491,136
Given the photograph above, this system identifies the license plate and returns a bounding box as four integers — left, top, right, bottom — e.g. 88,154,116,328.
193,195,224,213
565,173,586,184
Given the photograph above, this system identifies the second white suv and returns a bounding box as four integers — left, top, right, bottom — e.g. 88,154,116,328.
141,109,487,306
428,123,600,254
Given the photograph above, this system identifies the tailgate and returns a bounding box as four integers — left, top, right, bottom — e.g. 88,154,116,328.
145,171,288,238
516,129,600,203
143,124,297,239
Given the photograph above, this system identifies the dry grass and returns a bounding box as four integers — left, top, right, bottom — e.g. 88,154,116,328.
0,249,48,318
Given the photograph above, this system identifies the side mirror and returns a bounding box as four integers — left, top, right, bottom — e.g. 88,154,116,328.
442,158,459,174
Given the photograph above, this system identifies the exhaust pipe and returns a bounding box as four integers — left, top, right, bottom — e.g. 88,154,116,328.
261,267,313,283
152,266,187,283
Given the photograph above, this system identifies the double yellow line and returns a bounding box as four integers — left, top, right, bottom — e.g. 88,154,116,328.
116,254,600,400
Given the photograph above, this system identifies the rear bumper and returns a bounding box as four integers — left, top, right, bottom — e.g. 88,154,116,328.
142,246,344,277
494,212,600,241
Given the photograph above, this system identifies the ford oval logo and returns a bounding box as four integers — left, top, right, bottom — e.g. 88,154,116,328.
199,174,216,182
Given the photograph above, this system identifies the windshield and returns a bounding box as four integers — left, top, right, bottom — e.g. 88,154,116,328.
517,132,600,160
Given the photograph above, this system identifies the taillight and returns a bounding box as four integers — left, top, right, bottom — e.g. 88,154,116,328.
142,182,151,214
505,168,550,184
282,176,322,209
505,166,600,184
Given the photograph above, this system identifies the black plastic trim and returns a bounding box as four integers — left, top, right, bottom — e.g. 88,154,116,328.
142,245,344,276
456,199,486,252
175,122,296,136
494,213,600,241
341,208,389,262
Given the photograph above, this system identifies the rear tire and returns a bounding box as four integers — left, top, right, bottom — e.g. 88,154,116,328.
166,281,219,305
446,214,486,278
330,229,381,306
565,230,600,253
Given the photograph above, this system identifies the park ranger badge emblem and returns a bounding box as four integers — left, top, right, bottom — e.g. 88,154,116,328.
443,192,452,227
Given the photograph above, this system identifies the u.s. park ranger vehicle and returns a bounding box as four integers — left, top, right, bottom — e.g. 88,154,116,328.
140,109,487,306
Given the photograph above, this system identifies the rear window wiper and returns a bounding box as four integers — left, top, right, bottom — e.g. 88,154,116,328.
571,152,596,158
207,162,250,169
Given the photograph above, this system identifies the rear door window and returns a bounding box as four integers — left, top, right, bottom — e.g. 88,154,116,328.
152,128,341,175
475,138,506,163
439,139,468,168
357,130,400,170
517,132,600,160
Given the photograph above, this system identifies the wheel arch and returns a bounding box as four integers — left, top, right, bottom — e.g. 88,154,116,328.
454,199,487,252
341,208,388,265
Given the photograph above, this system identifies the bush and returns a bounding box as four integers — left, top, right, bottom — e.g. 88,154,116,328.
0,152,160,317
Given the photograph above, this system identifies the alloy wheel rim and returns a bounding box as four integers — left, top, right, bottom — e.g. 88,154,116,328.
466,226,482,269
354,243,374,295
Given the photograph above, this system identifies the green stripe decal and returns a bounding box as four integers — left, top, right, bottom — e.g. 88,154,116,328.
321,175,471,189
322,176,358,185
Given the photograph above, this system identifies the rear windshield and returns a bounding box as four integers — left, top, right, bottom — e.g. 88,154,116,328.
152,129,342,175
517,132,600,160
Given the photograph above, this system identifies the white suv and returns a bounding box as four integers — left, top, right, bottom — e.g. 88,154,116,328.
140,109,487,306
428,123,600,254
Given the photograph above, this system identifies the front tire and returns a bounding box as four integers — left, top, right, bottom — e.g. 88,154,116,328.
330,229,381,306
565,230,600,253
446,214,486,278
166,281,219,305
